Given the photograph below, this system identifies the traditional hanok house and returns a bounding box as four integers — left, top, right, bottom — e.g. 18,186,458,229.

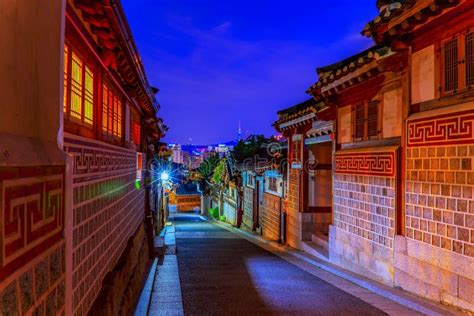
363,0,474,310
306,44,406,284
0,1,166,315
274,98,336,251
239,139,287,241
169,182,201,212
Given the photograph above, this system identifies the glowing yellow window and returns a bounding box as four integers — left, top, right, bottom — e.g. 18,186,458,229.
70,52,83,120
63,45,68,112
102,85,109,132
84,66,94,125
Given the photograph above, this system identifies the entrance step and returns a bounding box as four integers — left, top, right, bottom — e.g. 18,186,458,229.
301,240,329,261
311,233,329,251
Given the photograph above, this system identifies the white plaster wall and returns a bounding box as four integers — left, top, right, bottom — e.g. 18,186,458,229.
411,45,435,104
337,106,352,144
0,0,65,145
383,87,402,138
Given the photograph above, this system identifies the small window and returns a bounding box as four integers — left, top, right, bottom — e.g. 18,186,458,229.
136,152,143,180
466,32,474,87
102,81,124,141
355,104,365,139
443,38,459,93
131,109,141,146
353,100,380,141
440,30,474,95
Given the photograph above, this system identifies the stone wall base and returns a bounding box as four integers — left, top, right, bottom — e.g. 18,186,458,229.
88,223,151,316
394,236,474,312
329,225,394,285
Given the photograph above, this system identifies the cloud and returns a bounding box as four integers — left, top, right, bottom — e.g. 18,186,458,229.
135,13,373,144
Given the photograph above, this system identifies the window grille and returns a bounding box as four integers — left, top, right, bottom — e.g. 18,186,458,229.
444,38,459,92
367,100,379,138
466,32,474,87
355,104,365,139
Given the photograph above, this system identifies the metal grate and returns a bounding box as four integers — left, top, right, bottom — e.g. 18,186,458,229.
444,38,459,92
466,32,474,87
367,100,378,137
355,104,365,139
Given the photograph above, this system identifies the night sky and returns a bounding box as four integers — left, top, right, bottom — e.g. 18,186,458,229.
122,0,378,145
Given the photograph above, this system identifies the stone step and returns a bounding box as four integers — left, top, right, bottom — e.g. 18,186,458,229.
311,233,329,251
301,241,329,261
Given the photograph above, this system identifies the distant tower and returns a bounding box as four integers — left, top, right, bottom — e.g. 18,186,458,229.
237,121,242,141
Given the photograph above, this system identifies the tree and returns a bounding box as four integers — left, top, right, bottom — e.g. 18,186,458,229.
232,135,274,162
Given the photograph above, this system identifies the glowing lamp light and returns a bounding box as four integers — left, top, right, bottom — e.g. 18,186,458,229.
160,171,170,182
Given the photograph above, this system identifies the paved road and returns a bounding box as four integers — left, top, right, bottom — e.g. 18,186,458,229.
172,214,389,315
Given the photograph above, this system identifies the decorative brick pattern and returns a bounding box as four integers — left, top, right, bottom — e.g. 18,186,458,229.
334,174,396,249
64,133,145,315
335,151,395,177
242,187,254,230
406,122,474,258
0,165,65,315
407,109,474,147
261,193,281,241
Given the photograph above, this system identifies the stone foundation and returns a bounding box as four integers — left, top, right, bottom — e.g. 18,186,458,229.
329,225,394,284
88,223,151,315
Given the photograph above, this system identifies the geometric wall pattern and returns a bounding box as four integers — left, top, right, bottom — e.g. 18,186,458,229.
335,151,396,177
64,133,145,316
0,166,65,315
407,109,474,147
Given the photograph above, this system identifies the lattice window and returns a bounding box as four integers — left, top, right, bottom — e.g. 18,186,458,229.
63,44,95,126
353,100,380,141
466,32,474,87
63,45,68,112
367,100,379,138
355,104,365,139
443,38,459,93
102,81,124,140
131,108,141,146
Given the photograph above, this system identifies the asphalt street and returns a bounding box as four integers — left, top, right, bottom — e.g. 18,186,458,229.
173,214,388,316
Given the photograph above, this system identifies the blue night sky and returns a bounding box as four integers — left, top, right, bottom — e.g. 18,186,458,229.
122,0,378,145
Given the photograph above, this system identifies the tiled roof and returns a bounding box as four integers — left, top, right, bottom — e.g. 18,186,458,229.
307,45,391,93
362,0,461,41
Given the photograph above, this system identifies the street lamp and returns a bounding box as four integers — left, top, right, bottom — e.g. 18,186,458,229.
160,171,170,182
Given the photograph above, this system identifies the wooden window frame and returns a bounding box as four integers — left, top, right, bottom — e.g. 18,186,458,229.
131,108,141,147
102,80,125,145
440,28,474,96
352,99,381,142
63,42,96,129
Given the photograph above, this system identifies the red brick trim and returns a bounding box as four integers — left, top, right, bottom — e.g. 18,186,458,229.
407,109,474,147
0,166,65,281
335,151,396,177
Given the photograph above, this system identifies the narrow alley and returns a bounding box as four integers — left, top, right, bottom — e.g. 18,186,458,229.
138,213,429,315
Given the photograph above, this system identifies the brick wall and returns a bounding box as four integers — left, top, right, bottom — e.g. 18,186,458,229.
261,193,281,241
0,166,66,315
333,174,396,249
395,105,474,311
176,195,201,212
330,149,398,284
64,133,145,315
242,187,254,230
